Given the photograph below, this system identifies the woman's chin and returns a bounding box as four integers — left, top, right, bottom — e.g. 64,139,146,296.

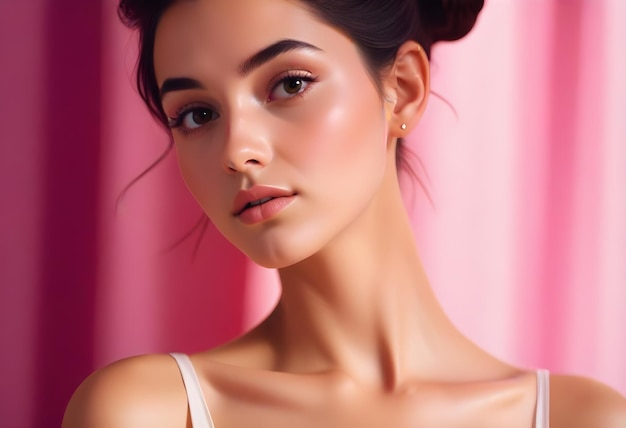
246,249,310,270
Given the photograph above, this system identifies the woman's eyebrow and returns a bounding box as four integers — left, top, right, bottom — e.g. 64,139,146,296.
159,39,321,99
239,39,321,76
160,77,204,99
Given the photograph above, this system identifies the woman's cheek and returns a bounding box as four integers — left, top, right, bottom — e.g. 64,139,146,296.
282,75,384,180
275,88,365,173
175,143,223,210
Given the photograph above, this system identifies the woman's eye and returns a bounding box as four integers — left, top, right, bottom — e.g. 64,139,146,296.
283,78,305,94
269,74,315,101
182,108,218,129
169,107,219,132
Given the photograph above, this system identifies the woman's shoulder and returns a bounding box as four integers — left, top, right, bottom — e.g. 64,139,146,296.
549,373,626,428
62,353,188,428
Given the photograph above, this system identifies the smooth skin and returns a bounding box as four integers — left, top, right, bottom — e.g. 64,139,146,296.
63,0,626,426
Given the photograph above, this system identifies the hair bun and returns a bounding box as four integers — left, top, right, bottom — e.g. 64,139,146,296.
418,0,484,43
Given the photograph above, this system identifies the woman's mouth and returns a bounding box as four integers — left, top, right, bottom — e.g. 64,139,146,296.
232,186,297,225
242,197,274,212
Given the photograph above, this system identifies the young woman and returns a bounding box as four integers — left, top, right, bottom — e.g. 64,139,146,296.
63,0,626,427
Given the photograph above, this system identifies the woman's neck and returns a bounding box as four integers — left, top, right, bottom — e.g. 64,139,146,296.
264,170,461,390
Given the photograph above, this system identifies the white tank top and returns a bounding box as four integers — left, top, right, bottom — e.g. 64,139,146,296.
170,353,550,428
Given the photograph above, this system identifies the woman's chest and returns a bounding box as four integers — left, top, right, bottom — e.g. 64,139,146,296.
207,375,538,428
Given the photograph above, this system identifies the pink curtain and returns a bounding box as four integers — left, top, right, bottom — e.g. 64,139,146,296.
1,0,624,426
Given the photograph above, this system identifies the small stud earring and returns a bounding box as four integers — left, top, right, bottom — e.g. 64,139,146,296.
401,123,407,130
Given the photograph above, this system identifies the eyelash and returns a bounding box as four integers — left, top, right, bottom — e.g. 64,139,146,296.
167,70,318,136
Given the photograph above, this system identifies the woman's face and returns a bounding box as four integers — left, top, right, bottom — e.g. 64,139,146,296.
154,0,393,267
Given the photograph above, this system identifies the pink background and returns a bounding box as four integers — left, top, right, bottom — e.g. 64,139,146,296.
1,1,625,426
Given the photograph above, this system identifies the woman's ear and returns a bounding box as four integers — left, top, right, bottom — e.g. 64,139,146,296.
382,41,430,138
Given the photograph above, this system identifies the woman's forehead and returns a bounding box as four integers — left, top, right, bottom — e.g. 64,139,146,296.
153,0,346,82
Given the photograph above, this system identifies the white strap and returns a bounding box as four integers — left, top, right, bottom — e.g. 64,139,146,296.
170,353,215,428
535,369,550,428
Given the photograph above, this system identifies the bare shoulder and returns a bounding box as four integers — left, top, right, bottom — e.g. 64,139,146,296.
550,374,626,428
62,354,188,428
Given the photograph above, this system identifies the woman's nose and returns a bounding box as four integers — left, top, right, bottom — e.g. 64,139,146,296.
221,113,273,174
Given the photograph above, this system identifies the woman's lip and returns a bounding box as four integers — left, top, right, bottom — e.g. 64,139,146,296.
232,185,296,216
237,194,297,225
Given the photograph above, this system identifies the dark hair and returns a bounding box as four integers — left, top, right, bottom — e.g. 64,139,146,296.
119,0,483,128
